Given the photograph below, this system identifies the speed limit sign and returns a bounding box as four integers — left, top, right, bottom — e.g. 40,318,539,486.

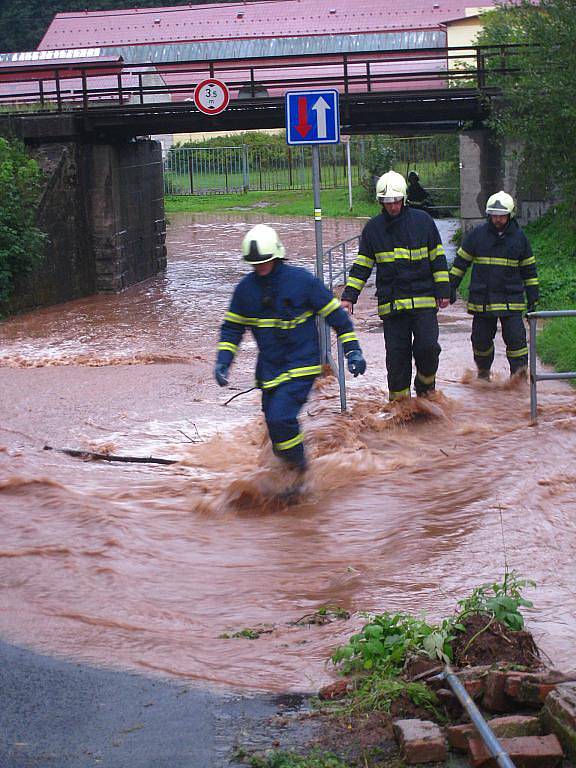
194,79,230,115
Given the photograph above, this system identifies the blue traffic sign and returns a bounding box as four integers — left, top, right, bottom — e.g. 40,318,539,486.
285,89,340,146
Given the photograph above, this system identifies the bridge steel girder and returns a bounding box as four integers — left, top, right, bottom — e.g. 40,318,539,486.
75,88,494,140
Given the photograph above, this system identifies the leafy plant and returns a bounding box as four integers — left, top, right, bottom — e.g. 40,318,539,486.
359,137,396,201
0,137,46,305
456,570,535,631
475,0,576,205
331,611,458,675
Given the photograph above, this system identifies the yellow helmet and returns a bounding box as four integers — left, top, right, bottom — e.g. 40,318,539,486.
375,171,407,203
486,191,515,217
242,224,285,264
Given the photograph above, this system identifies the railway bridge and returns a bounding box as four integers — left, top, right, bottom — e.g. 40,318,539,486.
0,43,521,310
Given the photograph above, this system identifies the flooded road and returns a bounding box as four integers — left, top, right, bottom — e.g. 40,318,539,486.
0,212,575,692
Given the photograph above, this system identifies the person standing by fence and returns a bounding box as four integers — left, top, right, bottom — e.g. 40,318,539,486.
449,191,539,380
341,171,450,401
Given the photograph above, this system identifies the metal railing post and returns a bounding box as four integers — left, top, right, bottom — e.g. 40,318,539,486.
54,69,62,111
527,309,576,424
528,314,537,422
81,69,88,110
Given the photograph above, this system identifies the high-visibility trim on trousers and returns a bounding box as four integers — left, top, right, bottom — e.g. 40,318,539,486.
382,309,441,399
390,387,411,400
471,314,528,374
274,433,304,451
262,379,314,468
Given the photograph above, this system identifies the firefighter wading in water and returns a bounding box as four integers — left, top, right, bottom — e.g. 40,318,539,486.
449,191,539,379
215,224,366,474
341,170,450,401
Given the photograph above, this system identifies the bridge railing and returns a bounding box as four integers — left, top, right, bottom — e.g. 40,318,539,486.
0,44,529,113
527,310,576,423
321,235,361,412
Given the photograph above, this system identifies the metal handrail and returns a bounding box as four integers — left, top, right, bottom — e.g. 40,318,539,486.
527,309,576,422
0,43,527,113
322,235,361,412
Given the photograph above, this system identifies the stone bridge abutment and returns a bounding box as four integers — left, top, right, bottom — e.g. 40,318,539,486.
1,115,166,314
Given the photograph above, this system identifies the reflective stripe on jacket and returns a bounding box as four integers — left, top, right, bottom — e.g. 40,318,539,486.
341,206,449,317
216,261,360,389
450,218,538,315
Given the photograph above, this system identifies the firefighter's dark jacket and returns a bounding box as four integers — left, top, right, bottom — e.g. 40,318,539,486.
341,206,450,317
217,261,360,390
450,218,539,315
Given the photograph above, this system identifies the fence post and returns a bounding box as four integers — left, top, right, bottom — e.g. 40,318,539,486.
288,147,293,188
188,151,195,195
529,314,537,423
345,140,353,211
242,144,249,193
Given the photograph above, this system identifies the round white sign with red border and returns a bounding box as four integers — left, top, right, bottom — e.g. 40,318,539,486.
194,79,230,115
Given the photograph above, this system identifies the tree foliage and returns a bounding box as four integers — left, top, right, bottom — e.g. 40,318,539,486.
0,137,45,304
476,0,576,203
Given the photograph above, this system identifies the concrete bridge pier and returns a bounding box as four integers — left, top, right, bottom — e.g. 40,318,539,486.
90,140,167,293
0,115,167,314
459,129,505,234
459,129,550,231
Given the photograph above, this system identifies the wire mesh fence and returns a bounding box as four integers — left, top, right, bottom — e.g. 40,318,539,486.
163,135,460,211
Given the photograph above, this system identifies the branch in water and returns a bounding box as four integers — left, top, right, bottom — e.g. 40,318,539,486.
43,445,178,466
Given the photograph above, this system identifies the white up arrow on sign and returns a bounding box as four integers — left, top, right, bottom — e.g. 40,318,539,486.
312,96,331,139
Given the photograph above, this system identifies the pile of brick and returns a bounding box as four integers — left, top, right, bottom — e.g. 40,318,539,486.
393,667,576,766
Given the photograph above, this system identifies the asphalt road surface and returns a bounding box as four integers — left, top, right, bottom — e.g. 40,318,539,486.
0,639,314,768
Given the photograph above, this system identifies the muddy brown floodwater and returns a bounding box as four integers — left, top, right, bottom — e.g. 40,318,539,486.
0,212,575,692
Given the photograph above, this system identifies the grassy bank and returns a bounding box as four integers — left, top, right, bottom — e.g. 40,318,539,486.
526,207,576,372
165,187,377,219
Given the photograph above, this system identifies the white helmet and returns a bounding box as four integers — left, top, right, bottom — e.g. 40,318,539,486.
486,191,515,217
376,171,407,203
242,224,285,264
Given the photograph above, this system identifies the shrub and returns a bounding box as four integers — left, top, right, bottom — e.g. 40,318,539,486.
0,137,45,304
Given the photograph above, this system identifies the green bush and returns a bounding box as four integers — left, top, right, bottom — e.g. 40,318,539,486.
0,137,45,304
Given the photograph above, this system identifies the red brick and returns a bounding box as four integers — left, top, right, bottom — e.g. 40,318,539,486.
504,670,569,706
545,682,576,728
483,670,516,713
447,715,541,752
463,677,485,700
393,719,447,764
468,734,563,768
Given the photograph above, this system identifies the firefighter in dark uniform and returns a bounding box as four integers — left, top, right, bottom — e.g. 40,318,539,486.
407,170,432,216
341,171,450,401
215,224,366,473
449,191,539,379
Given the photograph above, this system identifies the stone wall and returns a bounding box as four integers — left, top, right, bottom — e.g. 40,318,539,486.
459,129,558,232
88,140,167,293
1,116,166,315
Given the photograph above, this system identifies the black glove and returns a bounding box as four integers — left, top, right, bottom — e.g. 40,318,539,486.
526,303,537,314
449,283,458,305
346,349,366,377
214,362,230,387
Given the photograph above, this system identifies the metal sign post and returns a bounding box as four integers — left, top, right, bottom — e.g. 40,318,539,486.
311,144,330,364
285,89,347,409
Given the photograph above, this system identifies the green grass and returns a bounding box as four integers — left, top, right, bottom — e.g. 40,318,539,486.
165,187,377,218
235,750,353,768
526,207,576,374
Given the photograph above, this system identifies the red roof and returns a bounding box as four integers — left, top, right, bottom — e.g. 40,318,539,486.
38,0,496,50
